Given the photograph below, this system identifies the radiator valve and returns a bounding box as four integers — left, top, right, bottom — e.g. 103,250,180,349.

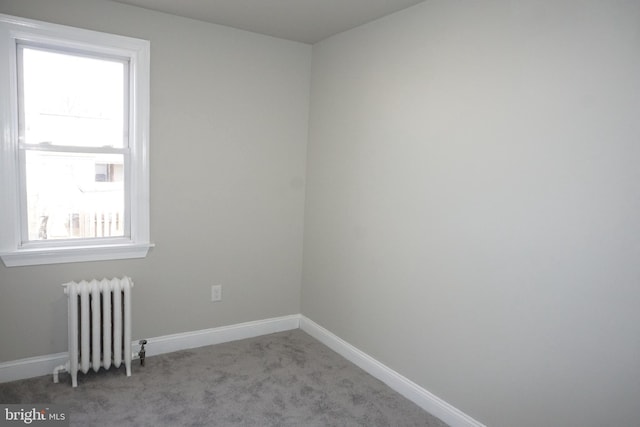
139,339,147,366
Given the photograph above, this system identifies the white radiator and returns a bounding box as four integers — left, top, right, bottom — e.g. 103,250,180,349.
53,277,133,387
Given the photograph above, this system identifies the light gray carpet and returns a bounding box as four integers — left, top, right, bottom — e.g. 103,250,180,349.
0,330,448,427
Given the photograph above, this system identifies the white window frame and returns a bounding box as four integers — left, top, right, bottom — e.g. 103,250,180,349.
0,14,152,266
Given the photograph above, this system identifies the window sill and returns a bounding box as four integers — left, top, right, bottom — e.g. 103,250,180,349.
0,242,154,267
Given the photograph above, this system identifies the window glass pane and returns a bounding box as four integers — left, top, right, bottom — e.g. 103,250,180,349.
20,47,127,148
25,151,125,240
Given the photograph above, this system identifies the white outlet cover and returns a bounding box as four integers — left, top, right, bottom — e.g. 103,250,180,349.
211,285,222,302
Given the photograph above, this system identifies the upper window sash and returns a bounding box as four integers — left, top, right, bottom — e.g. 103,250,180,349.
16,43,131,150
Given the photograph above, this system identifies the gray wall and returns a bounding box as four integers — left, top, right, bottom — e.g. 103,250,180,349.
302,1,640,426
0,0,311,361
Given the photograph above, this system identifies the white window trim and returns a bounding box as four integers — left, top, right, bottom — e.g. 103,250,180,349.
0,14,153,266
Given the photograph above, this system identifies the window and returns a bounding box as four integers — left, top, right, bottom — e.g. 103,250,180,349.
0,14,152,266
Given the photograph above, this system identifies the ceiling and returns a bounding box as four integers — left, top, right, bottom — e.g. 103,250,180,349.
109,0,426,44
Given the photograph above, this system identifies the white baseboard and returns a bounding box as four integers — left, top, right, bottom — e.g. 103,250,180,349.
0,314,300,384
134,314,301,357
1,313,483,427
0,352,68,384
299,316,486,427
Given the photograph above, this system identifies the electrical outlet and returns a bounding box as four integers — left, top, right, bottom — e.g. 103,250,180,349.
211,285,222,302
